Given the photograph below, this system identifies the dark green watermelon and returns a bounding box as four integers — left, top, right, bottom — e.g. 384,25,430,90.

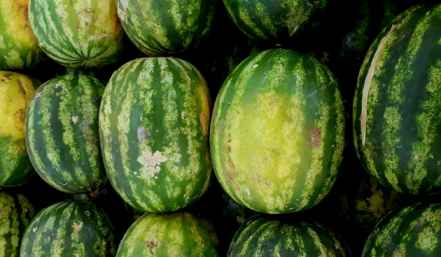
20,200,115,257
362,201,441,257
353,3,441,194
228,217,347,257
117,0,216,56
223,0,327,42
26,72,106,194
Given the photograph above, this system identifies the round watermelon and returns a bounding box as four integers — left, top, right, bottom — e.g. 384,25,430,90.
210,49,345,214
228,218,347,257
20,200,115,257
28,0,123,68
116,213,218,257
0,192,34,257
223,0,327,42
0,0,42,70
353,3,441,194
0,71,36,186
117,0,215,56
99,57,212,213
362,201,441,257
26,72,106,194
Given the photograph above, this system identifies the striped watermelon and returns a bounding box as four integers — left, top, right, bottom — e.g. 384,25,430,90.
99,57,212,213
353,3,441,194
0,0,42,70
28,0,123,68
26,72,106,194
223,0,327,42
0,71,36,186
210,49,345,214
117,0,215,56
228,218,347,257
116,213,218,257
362,201,441,257
20,200,115,257
0,192,34,257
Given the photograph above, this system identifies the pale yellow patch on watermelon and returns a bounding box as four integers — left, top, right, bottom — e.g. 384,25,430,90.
0,72,35,139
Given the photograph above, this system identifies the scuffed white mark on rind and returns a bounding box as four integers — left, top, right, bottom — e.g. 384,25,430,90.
118,0,129,22
137,127,148,142
361,25,394,145
71,116,79,124
138,149,168,179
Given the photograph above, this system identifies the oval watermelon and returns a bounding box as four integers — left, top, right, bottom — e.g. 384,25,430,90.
353,3,441,194
0,0,42,70
28,0,123,68
0,192,34,257
362,201,441,257
116,213,218,257
228,218,347,257
117,0,215,56
223,0,327,42
0,71,36,186
100,57,212,213
210,49,345,214
20,200,115,257
26,72,106,194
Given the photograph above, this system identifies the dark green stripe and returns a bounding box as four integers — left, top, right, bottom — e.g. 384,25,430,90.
307,61,340,208
369,10,423,190
108,62,144,210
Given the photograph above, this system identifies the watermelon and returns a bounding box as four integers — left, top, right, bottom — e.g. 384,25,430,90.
353,3,441,194
116,213,218,257
20,200,115,257
228,218,347,257
0,0,42,70
0,71,36,186
26,72,106,194
28,0,123,68
99,57,212,213
223,0,327,42
362,201,441,257
210,49,345,214
0,192,34,257
117,0,215,56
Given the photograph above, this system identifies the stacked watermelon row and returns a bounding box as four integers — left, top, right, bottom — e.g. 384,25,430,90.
0,0,439,256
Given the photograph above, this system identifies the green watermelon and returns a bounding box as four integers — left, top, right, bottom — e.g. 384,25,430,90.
223,0,327,42
26,72,106,194
117,0,215,56
0,192,34,257
28,0,123,68
0,0,42,70
210,49,345,214
20,200,115,257
362,201,441,257
228,218,347,257
116,213,218,257
0,71,36,186
99,57,212,213
353,3,441,194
